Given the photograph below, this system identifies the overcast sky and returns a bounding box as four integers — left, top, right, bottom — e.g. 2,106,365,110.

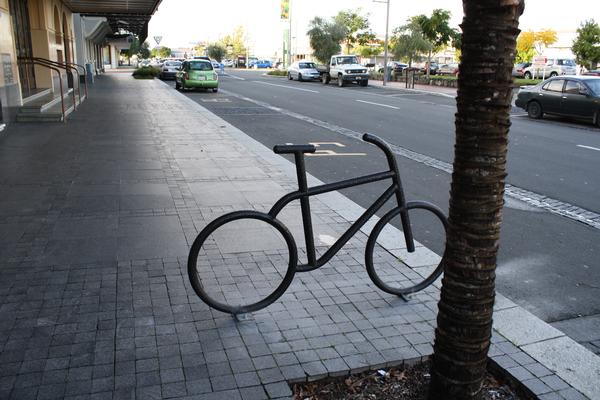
148,0,596,57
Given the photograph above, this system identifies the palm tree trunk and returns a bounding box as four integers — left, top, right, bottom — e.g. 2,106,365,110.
429,1,524,399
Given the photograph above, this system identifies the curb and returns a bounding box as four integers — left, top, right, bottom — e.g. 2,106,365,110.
368,81,456,98
157,77,598,399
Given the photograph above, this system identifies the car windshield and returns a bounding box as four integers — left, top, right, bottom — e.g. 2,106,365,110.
560,59,575,66
585,80,600,94
165,61,181,67
299,62,316,69
336,57,358,65
189,62,213,71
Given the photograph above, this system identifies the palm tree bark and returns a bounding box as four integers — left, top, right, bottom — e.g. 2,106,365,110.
429,1,524,399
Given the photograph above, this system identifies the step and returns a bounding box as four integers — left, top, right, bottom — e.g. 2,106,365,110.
19,89,75,113
17,100,76,122
22,88,52,105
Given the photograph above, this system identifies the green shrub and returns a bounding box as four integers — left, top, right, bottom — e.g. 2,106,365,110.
132,66,160,79
515,78,542,86
369,71,384,80
267,70,288,77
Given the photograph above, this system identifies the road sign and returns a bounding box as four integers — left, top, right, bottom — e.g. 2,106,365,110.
154,36,163,46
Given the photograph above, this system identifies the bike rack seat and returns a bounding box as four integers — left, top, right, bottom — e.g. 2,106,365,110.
273,144,316,154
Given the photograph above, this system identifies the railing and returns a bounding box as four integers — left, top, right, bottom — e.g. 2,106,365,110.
35,58,88,100
17,58,67,122
19,57,88,111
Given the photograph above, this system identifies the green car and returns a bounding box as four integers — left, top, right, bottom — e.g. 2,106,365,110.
175,60,218,92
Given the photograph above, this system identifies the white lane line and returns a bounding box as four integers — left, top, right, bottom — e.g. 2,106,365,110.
224,73,245,80
252,81,319,93
577,144,600,152
356,99,400,109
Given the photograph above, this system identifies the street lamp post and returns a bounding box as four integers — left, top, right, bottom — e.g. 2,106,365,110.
374,0,391,86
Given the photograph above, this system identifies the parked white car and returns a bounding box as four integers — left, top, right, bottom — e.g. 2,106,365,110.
288,61,321,81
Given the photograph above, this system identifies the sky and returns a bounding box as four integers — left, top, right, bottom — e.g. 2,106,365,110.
148,0,597,57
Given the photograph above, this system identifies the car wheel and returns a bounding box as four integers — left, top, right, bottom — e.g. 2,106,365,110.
550,72,558,77
212,88,218,93
360,80,368,87
524,71,532,79
527,101,543,119
298,73,303,82
338,75,344,87
288,73,293,80
594,110,600,128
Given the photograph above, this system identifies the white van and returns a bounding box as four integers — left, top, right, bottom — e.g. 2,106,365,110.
523,58,577,79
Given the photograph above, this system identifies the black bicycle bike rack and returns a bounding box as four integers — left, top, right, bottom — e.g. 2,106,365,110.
188,133,448,316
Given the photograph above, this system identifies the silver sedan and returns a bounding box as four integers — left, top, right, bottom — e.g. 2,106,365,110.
288,61,321,82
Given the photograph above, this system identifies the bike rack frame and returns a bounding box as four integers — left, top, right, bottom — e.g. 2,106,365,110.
271,133,416,272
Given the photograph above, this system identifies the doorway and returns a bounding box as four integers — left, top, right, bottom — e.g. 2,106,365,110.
9,0,36,96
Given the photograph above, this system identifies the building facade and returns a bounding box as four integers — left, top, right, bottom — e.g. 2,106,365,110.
0,0,161,124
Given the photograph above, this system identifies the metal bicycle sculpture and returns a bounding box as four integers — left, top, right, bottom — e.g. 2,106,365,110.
188,134,448,316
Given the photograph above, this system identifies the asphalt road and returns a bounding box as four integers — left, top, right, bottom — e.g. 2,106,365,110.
166,70,600,351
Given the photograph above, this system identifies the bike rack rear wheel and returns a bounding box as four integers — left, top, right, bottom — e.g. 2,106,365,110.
187,210,298,315
365,201,448,298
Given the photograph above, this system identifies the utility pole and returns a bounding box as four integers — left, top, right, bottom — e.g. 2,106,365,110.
374,0,391,86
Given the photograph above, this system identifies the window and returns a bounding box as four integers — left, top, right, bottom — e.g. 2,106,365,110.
543,79,564,92
188,61,213,71
299,62,316,69
564,80,582,94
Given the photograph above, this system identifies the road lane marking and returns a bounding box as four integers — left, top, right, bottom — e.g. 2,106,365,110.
252,81,319,93
356,100,400,109
308,142,365,156
577,145,600,152
224,73,245,80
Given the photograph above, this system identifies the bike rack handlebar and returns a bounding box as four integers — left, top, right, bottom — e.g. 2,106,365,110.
362,133,398,173
273,144,316,154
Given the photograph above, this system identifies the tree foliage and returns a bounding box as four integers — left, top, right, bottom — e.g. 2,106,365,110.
412,9,459,75
391,20,432,66
413,9,457,51
307,16,346,63
572,19,600,69
150,46,172,58
206,44,226,62
334,9,375,54
138,42,151,59
516,29,557,62
217,26,247,57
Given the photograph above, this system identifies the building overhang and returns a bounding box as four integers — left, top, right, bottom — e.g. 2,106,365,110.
62,0,162,41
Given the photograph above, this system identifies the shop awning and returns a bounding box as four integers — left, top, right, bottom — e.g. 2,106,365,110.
63,0,162,41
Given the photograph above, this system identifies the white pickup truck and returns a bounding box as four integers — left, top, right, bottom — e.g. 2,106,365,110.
321,55,369,87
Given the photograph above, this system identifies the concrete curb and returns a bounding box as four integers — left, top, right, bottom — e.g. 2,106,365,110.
368,80,456,98
158,78,598,399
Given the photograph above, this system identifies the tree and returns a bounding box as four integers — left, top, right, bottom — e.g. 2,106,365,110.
334,9,375,54
355,40,383,58
391,20,432,67
217,26,247,58
429,0,524,399
150,47,172,58
307,16,346,64
516,29,557,62
206,44,226,62
413,9,459,76
139,41,151,59
572,19,600,70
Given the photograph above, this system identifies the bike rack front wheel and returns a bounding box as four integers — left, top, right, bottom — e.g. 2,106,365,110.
365,201,448,298
187,210,298,315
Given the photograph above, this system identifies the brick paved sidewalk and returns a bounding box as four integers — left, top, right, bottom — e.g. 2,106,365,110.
0,74,594,399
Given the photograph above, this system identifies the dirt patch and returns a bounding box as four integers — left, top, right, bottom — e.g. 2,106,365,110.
292,360,533,400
